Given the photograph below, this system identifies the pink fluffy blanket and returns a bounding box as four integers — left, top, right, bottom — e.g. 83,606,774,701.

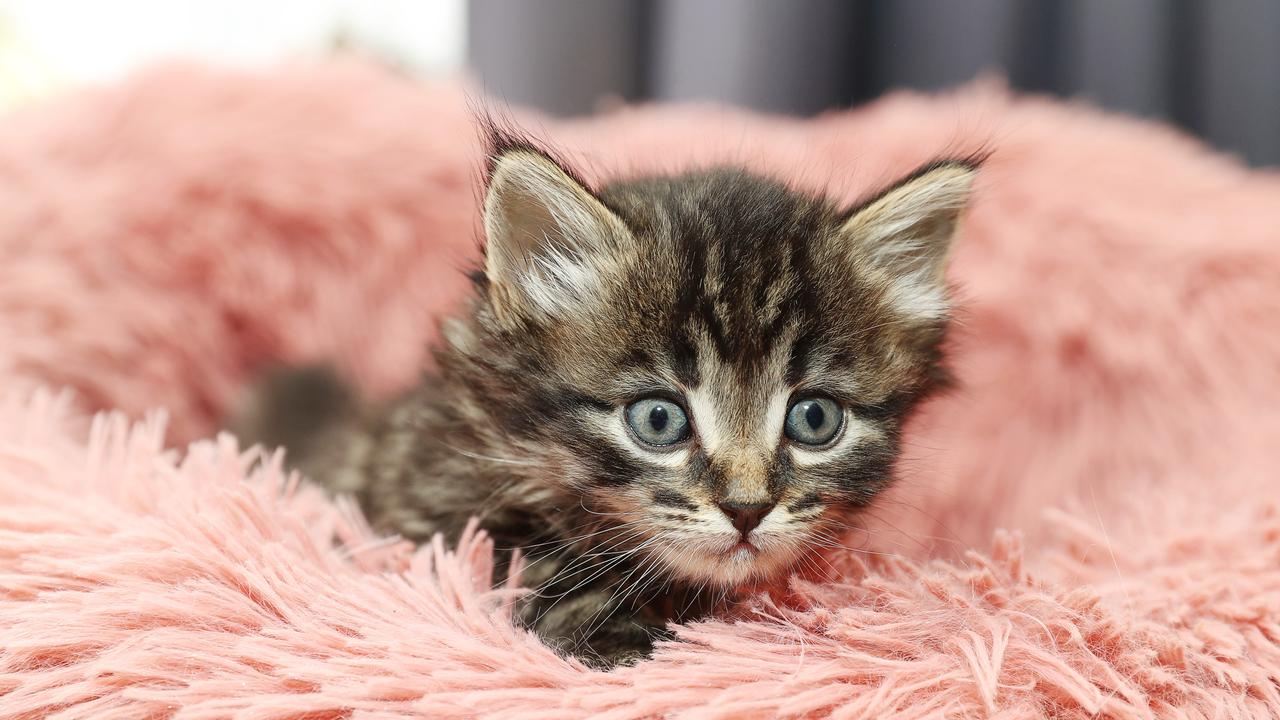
2,60,1279,719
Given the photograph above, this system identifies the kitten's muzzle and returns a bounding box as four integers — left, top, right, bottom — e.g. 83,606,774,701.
716,500,775,538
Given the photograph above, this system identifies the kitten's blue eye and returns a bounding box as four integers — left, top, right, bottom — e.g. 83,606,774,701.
625,398,690,447
785,397,843,446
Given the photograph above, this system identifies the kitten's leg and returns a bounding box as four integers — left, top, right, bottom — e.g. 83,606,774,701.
516,552,675,668
234,369,667,668
520,587,672,668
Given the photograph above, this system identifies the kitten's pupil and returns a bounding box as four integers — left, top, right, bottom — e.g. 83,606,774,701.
803,402,824,430
649,405,669,432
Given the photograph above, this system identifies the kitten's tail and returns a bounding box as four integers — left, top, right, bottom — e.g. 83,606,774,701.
229,364,359,478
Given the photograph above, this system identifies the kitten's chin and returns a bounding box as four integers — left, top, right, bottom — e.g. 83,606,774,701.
653,538,803,588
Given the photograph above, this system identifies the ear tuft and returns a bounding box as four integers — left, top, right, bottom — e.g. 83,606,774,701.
839,159,980,321
482,140,630,323
478,113,590,188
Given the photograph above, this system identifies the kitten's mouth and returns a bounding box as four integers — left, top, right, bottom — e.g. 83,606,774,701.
653,529,805,586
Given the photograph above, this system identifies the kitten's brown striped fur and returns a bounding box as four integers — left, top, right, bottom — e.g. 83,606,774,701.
238,128,981,668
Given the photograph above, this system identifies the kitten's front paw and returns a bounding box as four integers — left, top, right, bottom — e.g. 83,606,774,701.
573,621,672,670
594,647,650,669
525,593,672,669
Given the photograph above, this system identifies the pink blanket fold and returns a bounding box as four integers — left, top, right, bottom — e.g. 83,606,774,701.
1,59,1278,719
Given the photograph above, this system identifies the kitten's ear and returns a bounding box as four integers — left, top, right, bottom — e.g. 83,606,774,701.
482,147,630,321
838,161,979,321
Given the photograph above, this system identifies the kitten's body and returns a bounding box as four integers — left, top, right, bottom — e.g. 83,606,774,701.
241,134,979,667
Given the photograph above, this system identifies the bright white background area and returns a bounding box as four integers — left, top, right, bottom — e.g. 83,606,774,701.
0,0,466,107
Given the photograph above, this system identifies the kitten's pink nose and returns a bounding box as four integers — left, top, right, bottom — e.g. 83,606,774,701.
717,501,775,538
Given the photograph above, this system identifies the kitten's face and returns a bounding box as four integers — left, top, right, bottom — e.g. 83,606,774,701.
463,138,976,587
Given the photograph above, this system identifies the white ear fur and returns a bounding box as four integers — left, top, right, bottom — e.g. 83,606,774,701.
839,163,977,321
483,150,630,319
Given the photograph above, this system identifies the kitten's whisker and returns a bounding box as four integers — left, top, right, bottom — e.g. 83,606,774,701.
585,534,670,610
523,542,644,599
568,545,670,635
680,574,713,617
545,538,646,577
857,501,969,549
616,550,670,610
525,519,649,557
440,443,538,466
535,534,658,605
800,551,829,580
795,526,908,564
811,538,900,560
576,501,632,518
579,546,672,639
530,528,651,586
528,548,646,627
514,518,647,551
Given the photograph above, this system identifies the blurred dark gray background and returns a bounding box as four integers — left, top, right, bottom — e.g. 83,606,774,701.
469,0,1280,166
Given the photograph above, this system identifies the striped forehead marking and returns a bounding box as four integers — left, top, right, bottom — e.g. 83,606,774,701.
683,337,794,456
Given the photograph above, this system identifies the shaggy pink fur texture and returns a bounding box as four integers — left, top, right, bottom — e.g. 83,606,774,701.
2,60,1279,718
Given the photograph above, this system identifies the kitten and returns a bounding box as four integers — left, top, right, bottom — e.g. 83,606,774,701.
238,128,980,668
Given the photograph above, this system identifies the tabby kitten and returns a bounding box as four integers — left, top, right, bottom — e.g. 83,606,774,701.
242,128,980,668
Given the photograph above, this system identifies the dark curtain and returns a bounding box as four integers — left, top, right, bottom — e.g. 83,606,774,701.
468,0,1280,166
